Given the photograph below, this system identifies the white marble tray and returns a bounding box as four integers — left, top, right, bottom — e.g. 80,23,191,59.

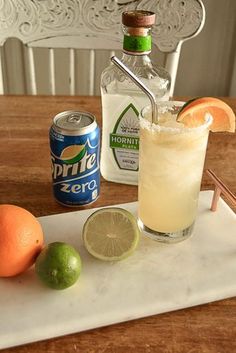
0,191,236,349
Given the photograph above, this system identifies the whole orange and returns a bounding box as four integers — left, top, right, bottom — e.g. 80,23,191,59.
0,204,44,277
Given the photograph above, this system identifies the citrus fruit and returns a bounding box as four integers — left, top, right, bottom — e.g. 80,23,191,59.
177,97,235,132
35,242,82,290
0,204,44,277
83,208,140,261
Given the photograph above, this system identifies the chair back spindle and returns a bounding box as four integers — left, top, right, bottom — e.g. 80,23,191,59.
0,0,205,96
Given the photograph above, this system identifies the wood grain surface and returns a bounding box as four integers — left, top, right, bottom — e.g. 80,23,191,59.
0,95,235,353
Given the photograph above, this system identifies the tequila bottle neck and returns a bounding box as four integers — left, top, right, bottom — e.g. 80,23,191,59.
122,25,152,55
120,52,152,66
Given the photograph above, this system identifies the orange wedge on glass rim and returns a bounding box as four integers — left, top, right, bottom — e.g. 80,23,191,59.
177,97,236,132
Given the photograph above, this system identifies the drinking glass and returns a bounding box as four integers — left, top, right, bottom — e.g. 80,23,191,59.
138,101,212,243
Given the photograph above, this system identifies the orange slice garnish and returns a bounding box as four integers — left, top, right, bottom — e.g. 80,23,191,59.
177,97,235,132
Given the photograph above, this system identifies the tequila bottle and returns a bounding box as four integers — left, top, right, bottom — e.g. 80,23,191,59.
100,10,171,185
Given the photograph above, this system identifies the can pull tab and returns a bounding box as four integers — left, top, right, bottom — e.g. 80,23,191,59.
67,114,82,124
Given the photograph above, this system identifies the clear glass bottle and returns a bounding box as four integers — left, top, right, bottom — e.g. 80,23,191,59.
100,10,171,185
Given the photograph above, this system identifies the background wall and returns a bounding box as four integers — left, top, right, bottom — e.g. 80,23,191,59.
2,0,236,96
174,0,236,97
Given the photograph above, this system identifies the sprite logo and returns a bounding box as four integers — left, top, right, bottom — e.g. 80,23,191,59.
51,141,97,180
60,144,86,164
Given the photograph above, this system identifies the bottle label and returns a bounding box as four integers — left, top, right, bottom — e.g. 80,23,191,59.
123,35,151,52
109,103,139,171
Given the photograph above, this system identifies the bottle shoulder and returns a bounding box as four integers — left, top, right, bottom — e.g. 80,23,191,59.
101,59,171,98
102,55,170,79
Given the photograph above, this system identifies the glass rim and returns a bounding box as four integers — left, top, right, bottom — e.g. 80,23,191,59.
140,101,213,133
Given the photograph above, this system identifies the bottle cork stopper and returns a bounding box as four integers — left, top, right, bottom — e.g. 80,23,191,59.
122,10,156,28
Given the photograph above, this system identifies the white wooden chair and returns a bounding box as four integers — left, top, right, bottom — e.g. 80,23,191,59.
0,0,205,96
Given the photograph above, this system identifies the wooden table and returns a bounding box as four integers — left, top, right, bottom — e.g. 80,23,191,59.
0,95,235,353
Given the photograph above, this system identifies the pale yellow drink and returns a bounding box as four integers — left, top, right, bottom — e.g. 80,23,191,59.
138,102,212,242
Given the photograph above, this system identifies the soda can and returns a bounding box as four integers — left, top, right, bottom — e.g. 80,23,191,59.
49,111,100,206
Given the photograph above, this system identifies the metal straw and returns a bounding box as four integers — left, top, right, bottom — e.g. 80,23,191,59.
110,56,158,123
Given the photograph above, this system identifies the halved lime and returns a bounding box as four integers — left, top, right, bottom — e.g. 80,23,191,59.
35,242,82,290
82,208,140,261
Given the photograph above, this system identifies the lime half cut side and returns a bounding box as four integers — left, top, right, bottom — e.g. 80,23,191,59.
82,208,140,261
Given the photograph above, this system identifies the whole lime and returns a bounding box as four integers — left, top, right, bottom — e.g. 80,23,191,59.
35,242,82,290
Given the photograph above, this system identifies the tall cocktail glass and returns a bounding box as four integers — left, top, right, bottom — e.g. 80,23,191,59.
138,101,212,243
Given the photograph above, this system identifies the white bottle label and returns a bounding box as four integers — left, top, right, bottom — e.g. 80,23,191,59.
109,103,139,171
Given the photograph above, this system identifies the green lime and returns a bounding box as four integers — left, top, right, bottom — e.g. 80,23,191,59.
82,208,140,261
35,242,82,290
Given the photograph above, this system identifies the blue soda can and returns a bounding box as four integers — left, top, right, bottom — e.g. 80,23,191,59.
49,111,100,206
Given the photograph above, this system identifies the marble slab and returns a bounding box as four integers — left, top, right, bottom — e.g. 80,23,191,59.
0,191,236,349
